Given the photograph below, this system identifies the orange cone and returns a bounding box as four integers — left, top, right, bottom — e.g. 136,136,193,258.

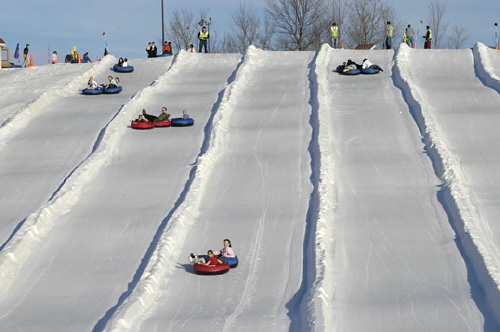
341,41,344,49
496,44,499,50
29,55,34,67
414,40,417,49
78,53,81,63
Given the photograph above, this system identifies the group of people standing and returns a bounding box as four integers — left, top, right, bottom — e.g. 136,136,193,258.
145,25,210,58
329,22,433,50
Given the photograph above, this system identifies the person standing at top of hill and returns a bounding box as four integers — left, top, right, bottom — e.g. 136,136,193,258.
385,21,394,49
71,46,78,61
406,24,415,47
330,22,339,49
198,26,209,53
23,44,30,67
424,26,432,49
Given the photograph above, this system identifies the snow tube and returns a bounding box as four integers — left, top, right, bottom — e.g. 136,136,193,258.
6,65,22,68
103,86,122,94
82,88,103,95
220,256,238,268
154,120,171,127
131,120,155,129
361,68,381,74
193,263,231,275
171,117,194,127
113,64,134,73
157,54,173,57
337,68,361,75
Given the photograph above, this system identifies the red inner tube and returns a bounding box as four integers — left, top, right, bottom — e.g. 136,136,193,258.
193,263,230,275
131,120,155,129
154,120,171,127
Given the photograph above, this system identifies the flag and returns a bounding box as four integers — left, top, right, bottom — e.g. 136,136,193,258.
14,43,20,59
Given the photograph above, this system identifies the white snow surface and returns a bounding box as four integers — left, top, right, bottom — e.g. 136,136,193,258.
1,45,500,331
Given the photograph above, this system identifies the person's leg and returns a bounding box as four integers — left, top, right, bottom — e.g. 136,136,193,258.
142,111,157,122
198,41,202,53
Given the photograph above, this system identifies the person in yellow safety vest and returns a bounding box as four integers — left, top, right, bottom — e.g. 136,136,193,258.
402,31,408,44
198,26,209,53
385,21,394,49
71,46,78,61
423,26,432,49
330,22,339,49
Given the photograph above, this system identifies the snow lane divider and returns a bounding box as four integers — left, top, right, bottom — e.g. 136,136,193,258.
0,53,179,299
392,44,500,325
101,49,257,332
0,56,117,150
297,43,337,331
473,42,500,95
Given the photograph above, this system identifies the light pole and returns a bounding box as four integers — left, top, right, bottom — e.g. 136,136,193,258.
161,0,165,47
207,17,212,53
495,23,498,50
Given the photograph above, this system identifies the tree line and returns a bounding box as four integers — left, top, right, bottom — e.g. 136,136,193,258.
165,0,468,53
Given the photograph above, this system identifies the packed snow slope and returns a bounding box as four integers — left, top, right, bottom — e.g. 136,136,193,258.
1,44,500,332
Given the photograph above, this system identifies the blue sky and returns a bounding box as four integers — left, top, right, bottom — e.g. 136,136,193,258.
2,0,499,64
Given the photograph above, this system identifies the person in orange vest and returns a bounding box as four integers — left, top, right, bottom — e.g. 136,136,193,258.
198,26,209,53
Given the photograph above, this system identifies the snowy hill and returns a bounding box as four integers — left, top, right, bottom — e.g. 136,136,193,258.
0,44,500,331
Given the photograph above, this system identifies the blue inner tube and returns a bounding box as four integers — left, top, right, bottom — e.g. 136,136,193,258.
340,68,361,75
361,68,381,74
157,54,173,57
171,117,194,127
6,65,22,68
82,88,103,95
113,64,134,73
103,86,122,94
220,256,238,268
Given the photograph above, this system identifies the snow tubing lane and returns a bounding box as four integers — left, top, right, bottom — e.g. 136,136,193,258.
220,256,238,268
82,88,103,95
103,86,122,94
193,263,231,275
113,64,134,73
361,68,381,74
154,120,171,127
171,118,194,127
131,120,155,129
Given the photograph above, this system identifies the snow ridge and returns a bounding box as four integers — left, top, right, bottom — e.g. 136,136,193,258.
473,42,500,94
393,44,500,324
0,53,178,299
299,44,337,331
102,48,256,332
0,56,116,149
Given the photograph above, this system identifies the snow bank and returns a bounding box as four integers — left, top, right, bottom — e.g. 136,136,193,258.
0,53,177,297
0,56,116,149
393,43,500,323
296,43,336,331
473,42,500,94
102,48,257,332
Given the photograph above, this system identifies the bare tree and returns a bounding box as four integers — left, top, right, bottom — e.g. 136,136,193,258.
447,23,468,49
428,1,448,49
231,1,261,52
265,0,325,50
259,16,276,50
167,9,198,52
345,0,384,47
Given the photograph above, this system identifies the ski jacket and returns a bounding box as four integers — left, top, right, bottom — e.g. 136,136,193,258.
198,30,209,40
330,25,339,38
214,247,236,258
